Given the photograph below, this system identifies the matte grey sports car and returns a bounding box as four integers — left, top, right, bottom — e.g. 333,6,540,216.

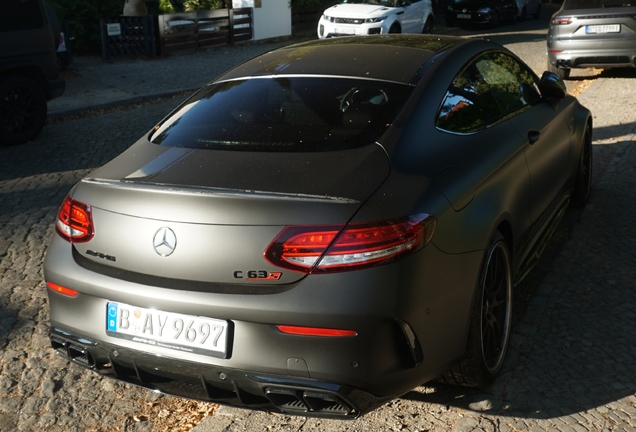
44,35,592,419
547,0,636,79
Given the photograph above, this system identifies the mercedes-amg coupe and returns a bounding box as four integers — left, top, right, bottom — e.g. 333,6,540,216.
44,35,592,419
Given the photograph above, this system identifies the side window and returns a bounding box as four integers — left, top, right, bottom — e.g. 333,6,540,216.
436,63,503,133
475,52,541,114
0,0,44,32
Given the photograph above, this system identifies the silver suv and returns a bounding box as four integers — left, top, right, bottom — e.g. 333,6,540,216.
547,0,636,79
0,0,65,145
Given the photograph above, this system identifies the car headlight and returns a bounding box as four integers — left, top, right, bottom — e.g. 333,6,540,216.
477,7,491,13
365,16,387,23
322,15,334,22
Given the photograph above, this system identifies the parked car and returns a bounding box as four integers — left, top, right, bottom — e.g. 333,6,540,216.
446,0,518,27
547,0,636,79
0,0,65,146
515,0,541,20
44,35,592,419
318,0,434,38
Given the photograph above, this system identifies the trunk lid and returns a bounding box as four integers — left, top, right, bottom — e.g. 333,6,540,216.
70,140,390,285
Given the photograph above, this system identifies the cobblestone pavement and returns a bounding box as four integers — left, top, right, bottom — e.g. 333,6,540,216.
2,22,636,432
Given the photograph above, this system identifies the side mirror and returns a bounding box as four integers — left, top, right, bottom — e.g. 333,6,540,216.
539,71,567,100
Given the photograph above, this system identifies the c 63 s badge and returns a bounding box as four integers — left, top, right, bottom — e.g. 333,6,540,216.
233,270,282,281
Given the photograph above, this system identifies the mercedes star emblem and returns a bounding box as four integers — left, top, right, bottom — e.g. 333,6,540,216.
153,227,177,257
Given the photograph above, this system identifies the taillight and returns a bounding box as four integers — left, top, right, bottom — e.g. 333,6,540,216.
552,17,573,24
56,195,94,243
265,213,436,273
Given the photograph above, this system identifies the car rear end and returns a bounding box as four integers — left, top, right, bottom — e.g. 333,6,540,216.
548,0,636,73
43,49,477,417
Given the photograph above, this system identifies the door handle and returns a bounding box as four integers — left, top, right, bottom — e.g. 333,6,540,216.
528,130,540,144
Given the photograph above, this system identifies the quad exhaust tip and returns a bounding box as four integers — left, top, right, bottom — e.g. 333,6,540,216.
265,387,354,416
51,337,96,368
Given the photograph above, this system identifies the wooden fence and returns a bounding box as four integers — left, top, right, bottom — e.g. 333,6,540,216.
157,8,252,56
100,8,253,60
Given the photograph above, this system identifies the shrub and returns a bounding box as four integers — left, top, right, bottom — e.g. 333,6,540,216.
158,0,177,13
182,0,225,10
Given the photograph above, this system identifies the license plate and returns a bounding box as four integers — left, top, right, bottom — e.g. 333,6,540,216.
106,302,229,358
457,13,471,19
586,24,620,34
335,27,355,34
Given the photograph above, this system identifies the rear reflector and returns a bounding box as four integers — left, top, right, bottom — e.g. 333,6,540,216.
552,17,573,24
56,195,94,243
265,213,436,273
276,325,357,337
47,282,78,297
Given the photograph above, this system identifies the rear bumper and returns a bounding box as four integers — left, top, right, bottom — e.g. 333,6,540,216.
50,327,381,418
547,41,636,69
44,234,483,417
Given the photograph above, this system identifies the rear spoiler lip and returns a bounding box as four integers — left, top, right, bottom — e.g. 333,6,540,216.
81,178,360,205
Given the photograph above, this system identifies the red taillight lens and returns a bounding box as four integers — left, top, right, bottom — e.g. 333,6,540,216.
552,17,573,24
46,282,78,297
276,325,357,337
55,195,94,243
265,213,436,273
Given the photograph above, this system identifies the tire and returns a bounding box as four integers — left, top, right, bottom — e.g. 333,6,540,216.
510,8,518,24
532,3,541,19
548,60,571,80
570,125,592,208
439,231,513,388
422,17,433,34
489,11,499,28
389,23,401,33
0,77,48,146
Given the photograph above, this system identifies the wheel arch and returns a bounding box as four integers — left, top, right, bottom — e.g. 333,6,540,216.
386,19,401,33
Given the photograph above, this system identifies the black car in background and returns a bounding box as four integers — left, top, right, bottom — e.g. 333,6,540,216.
446,0,518,27
0,0,65,145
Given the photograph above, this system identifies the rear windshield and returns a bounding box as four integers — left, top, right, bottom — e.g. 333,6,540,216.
150,77,412,152
563,0,634,9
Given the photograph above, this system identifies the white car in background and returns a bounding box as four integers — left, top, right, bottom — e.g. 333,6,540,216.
318,0,434,39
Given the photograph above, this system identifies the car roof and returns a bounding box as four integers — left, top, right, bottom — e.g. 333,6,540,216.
216,35,468,85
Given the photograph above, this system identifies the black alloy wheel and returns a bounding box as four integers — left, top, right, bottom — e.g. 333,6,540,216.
0,77,48,146
489,11,499,28
479,237,513,375
510,7,518,24
570,125,593,208
439,231,512,387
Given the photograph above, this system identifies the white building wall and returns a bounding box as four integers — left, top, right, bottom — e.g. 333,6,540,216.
232,0,291,40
